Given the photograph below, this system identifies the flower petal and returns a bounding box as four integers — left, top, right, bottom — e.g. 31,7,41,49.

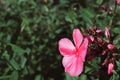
78,37,88,61
59,38,75,56
73,29,83,49
62,55,83,76
62,55,75,68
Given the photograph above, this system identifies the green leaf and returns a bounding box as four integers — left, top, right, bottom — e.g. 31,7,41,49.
65,73,79,80
79,74,87,80
113,35,120,48
0,76,10,79
112,27,120,34
96,0,103,5
10,59,20,70
10,71,18,80
35,75,41,80
85,66,93,73
41,5,49,12
110,74,119,80
2,51,10,60
80,8,94,26
8,43,25,54
20,56,27,68
65,16,72,23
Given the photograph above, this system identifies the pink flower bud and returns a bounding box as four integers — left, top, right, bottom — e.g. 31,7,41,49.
107,44,115,50
102,50,106,55
89,36,94,42
93,26,97,31
104,27,110,38
108,63,114,75
116,0,120,4
96,29,102,33
112,53,117,57
102,58,108,66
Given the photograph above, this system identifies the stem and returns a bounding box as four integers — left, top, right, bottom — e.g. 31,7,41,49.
114,1,117,14
109,1,117,28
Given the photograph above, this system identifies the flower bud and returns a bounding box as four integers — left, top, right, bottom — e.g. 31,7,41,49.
102,50,106,55
89,36,94,42
97,37,103,43
107,44,115,50
93,26,97,31
108,63,114,75
104,27,110,39
96,29,102,33
112,53,117,57
101,5,107,12
102,58,108,66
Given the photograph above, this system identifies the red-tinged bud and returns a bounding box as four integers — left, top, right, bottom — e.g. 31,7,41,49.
104,27,110,39
97,37,103,43
93,26,97,31
101,5,107,12
89,36,94,42
112,53,117,57
102,50,106,55
108,63,114,75
107,44,115,50
102,58,108,66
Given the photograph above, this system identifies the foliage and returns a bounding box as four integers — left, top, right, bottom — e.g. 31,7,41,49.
0,0,120,80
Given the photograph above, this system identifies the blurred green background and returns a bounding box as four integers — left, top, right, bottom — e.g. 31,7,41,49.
1,0,120,80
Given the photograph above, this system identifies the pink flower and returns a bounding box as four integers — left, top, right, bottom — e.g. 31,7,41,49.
116,0,120,3
58,29,89,76
104,27,110,38
108,63,114,75
107,44,115,50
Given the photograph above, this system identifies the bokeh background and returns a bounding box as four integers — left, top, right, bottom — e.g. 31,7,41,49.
0,0,120,80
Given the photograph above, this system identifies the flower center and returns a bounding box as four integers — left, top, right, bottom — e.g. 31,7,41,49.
76,48,79,56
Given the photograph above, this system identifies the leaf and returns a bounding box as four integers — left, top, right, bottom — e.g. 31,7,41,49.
110,74,119,80
113,35,120,48
96,0,103,5
65,16,72,23
0,76,10,79
85,66,93,73
20,56,27,68
10,71,18,80
35,75,41,80
112,27,120,34
10,59,20,70
41,5,49,12
80,8,94,26
65,73,79,80
116,61,120,70
8,43,26,54
2,51,10,60
79,74,87,80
